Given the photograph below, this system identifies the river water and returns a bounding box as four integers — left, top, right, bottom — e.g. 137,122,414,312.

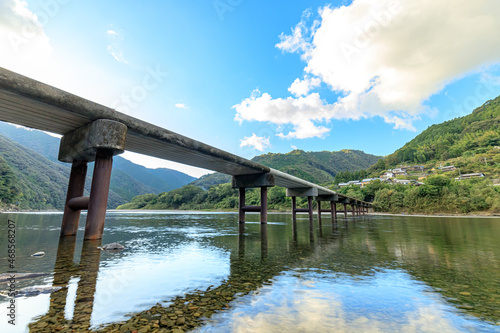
0,211,499,332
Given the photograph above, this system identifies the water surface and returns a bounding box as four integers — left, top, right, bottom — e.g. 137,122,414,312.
0,212,499,332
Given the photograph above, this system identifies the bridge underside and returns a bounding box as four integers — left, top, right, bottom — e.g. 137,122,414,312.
0,67,371,239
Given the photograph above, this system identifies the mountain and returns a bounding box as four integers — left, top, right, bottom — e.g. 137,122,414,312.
0,123,196,209
252,149,382,184
374,96,500,178
189,173,231,190
112,157,195,193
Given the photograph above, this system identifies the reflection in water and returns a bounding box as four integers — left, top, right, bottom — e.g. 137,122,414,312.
28,238,102,332
0,213,498,332
199,270,483,333
260,224,268,260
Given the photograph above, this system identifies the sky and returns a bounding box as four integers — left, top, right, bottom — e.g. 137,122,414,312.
1,0,500,178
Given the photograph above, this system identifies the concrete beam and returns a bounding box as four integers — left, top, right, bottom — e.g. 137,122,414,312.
286,188,319,197
338,197,350,204
314,194,338,202
58,119,127,163
232,173,275,188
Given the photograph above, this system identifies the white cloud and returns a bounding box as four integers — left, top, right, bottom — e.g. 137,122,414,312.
240,133,271,151
235,0,500,138
107,28,127,64
175,103,188,109
234,90,339,139
0,0,52,75
288,76,321,97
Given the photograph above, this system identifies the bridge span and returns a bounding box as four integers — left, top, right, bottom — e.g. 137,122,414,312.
0,67,371,240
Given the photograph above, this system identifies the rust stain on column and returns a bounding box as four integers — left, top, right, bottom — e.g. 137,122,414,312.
331,201,336,223
260,187,268,224
84,150,113,240
61,161,87,236
308,196,313,225
317,201,322,228
238,187,246,223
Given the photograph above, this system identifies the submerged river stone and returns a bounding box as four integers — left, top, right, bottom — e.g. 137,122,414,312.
100,242,125,251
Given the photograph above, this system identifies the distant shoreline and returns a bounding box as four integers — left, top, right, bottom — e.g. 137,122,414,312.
2,209,499,219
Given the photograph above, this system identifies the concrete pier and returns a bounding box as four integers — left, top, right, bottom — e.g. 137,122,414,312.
232,173,274,224
58,119,127,240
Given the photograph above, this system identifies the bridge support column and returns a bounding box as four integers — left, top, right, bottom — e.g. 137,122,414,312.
343,203,348,217
59,119,127,240
314,195,338,226
317,200,322,227
352,204,356,217
287,188,318,227
232,173,275,224
85,150,113,240
331,202,337,223
61,160,88,236
238,188,246,223
308,196,313,225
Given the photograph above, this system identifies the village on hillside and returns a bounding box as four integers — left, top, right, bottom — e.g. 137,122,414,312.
337,165,486,188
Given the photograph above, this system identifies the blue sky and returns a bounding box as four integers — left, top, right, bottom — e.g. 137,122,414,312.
1,0,500,177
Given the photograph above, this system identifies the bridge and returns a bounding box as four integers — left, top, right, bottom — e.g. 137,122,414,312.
0,67,371,240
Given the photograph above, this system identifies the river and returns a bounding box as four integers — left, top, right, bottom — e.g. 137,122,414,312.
0,211,499,332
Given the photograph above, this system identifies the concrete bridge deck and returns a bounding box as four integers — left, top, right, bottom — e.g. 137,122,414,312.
0,67,371,239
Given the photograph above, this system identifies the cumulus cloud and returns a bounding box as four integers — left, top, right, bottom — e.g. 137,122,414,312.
240,133,271,151
107,28,127,64
235,90,336,139
0,0,52,75
234,0,500,138
175,103,188,109
289,76,321,97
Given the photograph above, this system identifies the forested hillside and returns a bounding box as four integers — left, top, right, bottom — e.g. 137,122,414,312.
378,96,500,178
252,149,381,184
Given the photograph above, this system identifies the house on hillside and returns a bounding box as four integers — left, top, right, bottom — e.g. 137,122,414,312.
392,168,408,175
339,180,362,187
360,178,379,187
441,165,456,172
455,173,485,180
381,171,394,179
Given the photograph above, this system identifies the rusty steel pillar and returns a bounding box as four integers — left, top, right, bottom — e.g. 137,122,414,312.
331,201,337,223
308,196,313,224
84,150,113,240
238,188,246,223
260,186,268,224
58,119,127,239
232,173,274,224
317,200,322,227
61,161,88,236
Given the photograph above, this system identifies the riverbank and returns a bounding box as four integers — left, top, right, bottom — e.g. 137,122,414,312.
3,208,499,219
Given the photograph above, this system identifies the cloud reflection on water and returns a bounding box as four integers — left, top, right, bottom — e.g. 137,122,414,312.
198,269,488,333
